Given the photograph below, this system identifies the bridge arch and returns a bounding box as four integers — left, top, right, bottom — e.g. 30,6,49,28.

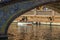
0,0,59,35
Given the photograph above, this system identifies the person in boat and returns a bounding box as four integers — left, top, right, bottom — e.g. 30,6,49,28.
22,16,25,22
36,22,38,25
48,17,53,22
48,17,52,26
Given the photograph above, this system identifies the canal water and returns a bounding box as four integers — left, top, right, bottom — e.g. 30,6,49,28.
8,22,60,40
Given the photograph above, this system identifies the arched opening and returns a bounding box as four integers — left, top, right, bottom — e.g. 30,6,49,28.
0,0,59,40
5,1,60,34
7,5,60,40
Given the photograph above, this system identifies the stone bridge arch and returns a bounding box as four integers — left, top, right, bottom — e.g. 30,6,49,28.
0,0,60,38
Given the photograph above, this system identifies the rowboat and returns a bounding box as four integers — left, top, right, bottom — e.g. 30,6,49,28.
17,22,32,26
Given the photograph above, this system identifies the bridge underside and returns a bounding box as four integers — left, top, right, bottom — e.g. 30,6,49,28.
46,2,60,13
0,0,60,35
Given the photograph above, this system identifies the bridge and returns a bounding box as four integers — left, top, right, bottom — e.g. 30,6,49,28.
0,0,60,40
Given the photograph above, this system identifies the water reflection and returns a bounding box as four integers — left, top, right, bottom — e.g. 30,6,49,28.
8,22,60,40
